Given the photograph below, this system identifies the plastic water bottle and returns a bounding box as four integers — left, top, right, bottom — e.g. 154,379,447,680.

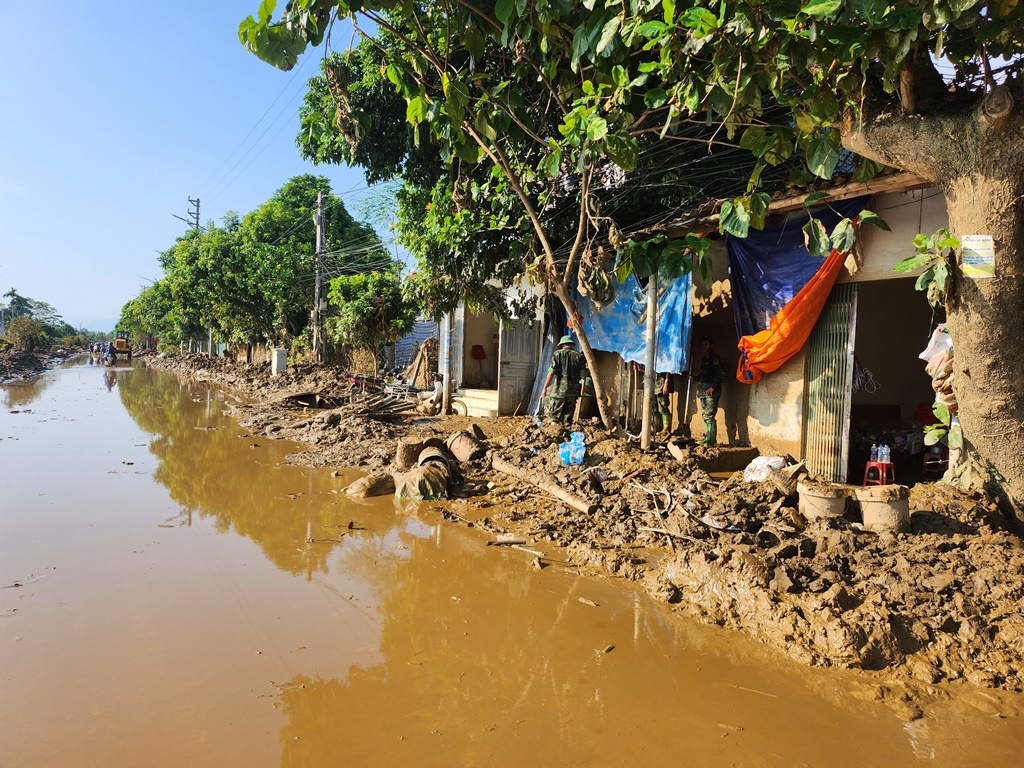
881,444,890,463
870,443,878,462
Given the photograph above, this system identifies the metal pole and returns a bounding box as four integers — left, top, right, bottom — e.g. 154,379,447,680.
312,191,325,362
442,311,454,415
641,271,658,450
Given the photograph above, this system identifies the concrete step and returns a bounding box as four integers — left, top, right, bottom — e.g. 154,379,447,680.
455,389,498,405
452,399,498,418
452,389,498,418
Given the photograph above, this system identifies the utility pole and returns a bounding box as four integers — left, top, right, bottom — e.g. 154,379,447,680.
312,191,325,362
172,197,209,356
173,197,201,231
641,271,658,450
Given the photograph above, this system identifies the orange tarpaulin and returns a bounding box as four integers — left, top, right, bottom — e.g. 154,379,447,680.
736,237,852,385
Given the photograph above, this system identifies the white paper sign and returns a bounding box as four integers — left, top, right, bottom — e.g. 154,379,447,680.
960,235,995,278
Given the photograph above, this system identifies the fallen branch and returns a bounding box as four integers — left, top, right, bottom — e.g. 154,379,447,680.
491,456,597,514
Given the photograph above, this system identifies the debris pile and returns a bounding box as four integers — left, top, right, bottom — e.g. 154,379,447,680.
0,347,81,383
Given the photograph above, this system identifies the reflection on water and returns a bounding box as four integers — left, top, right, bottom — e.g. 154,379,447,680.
2,376,54,409
117,368,344,578
4,362,1020,767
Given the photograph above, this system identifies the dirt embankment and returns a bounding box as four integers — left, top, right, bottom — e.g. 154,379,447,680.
0,347,81,383
148,353,1024,707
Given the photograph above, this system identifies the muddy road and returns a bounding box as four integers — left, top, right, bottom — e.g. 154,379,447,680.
2,361,1023,767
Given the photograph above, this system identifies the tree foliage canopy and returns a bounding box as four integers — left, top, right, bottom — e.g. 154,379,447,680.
119,175,397,352
242,0,1024,233
2,288,78,345
325,270,418,355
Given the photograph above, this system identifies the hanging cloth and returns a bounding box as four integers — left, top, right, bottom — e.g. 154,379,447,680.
730,200,867,384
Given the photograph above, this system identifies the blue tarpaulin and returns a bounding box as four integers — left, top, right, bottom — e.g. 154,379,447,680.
574,272,693,374
727,198,868,338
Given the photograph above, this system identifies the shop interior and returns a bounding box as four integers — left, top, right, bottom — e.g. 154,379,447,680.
847,278,945,485
461,310,499,388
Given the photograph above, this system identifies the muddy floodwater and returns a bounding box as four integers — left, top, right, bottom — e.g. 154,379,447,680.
2,361,1023,767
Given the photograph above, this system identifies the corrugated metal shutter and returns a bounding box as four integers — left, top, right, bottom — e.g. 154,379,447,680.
803,283,858,482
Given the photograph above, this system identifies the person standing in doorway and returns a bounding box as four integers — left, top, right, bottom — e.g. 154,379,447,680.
656,371,672,435
541,335,588,427
695,335,723,445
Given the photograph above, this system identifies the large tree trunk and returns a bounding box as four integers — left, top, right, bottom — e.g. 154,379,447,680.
842,77,1024,513
943,171,1024,511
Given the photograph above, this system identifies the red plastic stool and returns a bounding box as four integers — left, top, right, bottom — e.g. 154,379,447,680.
863,461,894,486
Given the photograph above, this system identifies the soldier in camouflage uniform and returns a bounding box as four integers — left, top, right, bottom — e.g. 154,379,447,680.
541,335,589,426
656,371,672,434
694,336,723,445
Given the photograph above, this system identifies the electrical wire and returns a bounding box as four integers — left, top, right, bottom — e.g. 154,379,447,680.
196,53,315,196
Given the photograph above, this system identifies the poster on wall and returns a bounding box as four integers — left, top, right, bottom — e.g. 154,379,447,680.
960,235,995,278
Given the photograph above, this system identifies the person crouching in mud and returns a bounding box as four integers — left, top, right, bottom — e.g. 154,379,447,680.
541,335,590,427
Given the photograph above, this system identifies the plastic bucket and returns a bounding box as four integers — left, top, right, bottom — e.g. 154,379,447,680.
797,480,847,520
855,485,910,533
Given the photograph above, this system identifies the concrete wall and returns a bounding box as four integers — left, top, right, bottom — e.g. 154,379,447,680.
838,188,948,284
744,349,807,457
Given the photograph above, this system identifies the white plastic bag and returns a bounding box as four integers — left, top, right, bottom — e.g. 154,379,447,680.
742,456,786,483
919,324,952,361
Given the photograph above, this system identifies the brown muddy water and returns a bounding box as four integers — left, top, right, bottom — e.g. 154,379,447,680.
2,361,1023,767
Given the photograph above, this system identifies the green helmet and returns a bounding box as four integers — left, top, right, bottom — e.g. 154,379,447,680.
558,334,576,346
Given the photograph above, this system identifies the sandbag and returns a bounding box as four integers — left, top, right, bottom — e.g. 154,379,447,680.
345,473,396,498
394,465,449,500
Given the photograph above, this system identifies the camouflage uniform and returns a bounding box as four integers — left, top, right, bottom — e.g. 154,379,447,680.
695,351,724,435
656,372,672,432
544,347,588,426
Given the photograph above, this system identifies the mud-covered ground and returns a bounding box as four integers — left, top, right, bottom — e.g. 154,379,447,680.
0,347,81,383
148,353,1024,714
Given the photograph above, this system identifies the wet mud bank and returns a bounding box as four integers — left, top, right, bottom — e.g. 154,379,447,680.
148,353,1024,711
0,347,81,383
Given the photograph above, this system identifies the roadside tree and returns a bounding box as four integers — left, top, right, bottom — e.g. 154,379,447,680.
7,316,43,351
2,289,32,320
325,270,418,374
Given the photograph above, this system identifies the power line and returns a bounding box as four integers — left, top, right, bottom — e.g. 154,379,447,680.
196,54,315,196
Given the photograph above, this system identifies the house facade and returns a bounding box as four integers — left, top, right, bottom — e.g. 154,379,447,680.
684,185,947,482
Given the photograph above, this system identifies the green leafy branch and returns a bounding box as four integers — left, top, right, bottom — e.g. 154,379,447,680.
893,228,959,307
614,232,711,285
924,401,962,450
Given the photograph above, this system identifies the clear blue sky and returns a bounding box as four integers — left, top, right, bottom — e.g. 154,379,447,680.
0,2,376,332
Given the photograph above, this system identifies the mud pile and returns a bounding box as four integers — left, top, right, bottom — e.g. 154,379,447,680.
147,353,489,471
479,424,1023,693
0,348,78,383
147,352,1024,695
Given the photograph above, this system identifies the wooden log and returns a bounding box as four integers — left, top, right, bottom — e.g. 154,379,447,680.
491,456,596,515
